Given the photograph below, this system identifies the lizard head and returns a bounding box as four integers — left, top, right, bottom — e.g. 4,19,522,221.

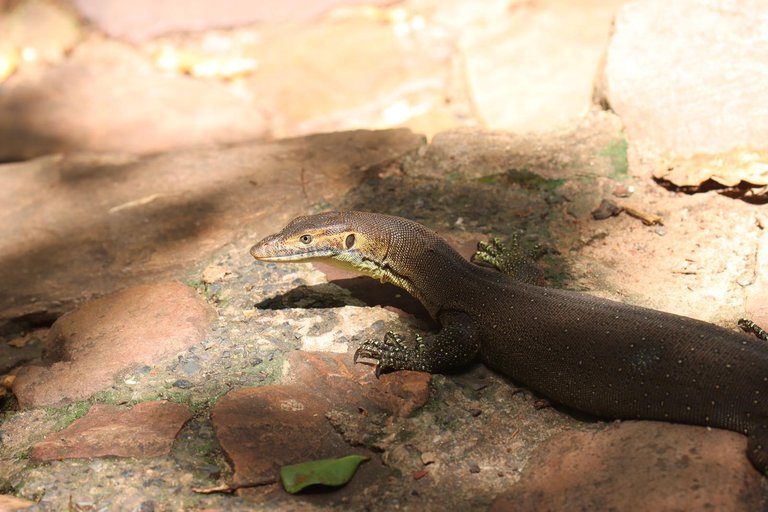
250,211,395,280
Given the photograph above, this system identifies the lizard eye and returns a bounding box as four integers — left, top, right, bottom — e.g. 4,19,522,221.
345,234,355,249
299,234,313,244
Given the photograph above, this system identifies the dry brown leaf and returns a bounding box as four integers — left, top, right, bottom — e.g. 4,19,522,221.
654,149,768,188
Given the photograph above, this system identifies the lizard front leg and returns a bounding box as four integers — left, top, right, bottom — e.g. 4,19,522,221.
354,310,480,376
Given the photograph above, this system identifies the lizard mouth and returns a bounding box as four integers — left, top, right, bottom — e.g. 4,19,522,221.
249,244,337,262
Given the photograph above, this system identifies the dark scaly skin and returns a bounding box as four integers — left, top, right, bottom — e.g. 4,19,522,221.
250,211,768,474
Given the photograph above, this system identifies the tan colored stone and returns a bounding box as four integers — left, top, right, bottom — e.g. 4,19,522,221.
13,282,215,407
462,0,624,132
491,421,764,512
746,235,768,328
404,112,625,180
0,37,269,161
248,16,453,138
32,401,192,460
597,0,768,156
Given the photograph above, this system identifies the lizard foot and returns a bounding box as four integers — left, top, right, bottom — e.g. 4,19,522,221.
354,331,427,377
739,318,768,341
472,237,514,270
472,235,543,284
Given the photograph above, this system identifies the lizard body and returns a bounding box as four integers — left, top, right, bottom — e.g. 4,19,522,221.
250,211,768,474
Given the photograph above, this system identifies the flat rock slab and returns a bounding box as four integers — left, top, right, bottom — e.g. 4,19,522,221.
0,128,423,330
286,350,431,418
491,421,764,511
213,385,349,483
212,351,429,501
212,384,391,503
461,0,624,132
404,112,626,181
596,0,768,156
32,400,192,460
13,282,215,407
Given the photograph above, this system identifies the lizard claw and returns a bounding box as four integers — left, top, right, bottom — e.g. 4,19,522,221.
353,331,425,376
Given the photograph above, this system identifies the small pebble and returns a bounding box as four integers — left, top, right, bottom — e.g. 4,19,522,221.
737,273,754,287
612,184,635,198
468,461,481,474
592,199,623,220
179,360,201,375
173,379,193,389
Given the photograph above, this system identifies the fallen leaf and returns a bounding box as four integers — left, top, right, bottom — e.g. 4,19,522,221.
280,455,369,494
654,149,768,188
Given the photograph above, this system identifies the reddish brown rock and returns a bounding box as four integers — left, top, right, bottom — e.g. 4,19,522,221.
596,0,768,156
364,370,431,418
32,400,192,460
212,351,429,501
0,128,423,329
211,385,356,497
13,282,215,407
491,421,764,512
286,350,431,417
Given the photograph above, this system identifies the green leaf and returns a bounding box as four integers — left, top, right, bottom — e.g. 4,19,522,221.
280,454,369,494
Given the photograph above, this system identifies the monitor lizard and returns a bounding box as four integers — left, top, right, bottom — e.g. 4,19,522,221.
250,211,768,474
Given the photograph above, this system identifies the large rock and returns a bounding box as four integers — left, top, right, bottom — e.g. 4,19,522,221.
31,401,192,460
461,0,624,132
491,421,764,511
12,282,215,407
0,37,268,162
596,0,768,156
0,128,423,330
212,384,391,503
